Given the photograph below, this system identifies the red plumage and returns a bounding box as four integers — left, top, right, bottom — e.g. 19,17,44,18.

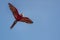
8,3,33,29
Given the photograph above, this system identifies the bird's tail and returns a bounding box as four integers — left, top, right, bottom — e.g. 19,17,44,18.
10,20,17,29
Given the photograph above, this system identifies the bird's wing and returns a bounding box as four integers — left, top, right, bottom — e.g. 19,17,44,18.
20,17,33,24
8,3,19,19
10,20,17,29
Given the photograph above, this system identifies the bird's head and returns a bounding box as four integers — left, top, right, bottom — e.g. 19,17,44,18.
19,12,24,17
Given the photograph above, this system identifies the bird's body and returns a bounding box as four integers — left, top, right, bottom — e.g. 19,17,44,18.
8,3,33,29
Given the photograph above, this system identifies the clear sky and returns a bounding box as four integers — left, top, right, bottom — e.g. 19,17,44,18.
0,0,60,40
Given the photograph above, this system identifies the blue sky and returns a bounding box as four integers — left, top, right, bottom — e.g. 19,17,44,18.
0,0,60,40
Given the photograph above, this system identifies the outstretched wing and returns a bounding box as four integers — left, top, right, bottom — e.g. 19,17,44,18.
20,17,33,24
8,3,19,19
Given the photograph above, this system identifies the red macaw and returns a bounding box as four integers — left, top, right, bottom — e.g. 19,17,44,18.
8,3,33,29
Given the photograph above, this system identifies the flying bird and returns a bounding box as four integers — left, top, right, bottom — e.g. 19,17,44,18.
8,3,33,29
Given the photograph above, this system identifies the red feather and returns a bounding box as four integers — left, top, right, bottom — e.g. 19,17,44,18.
8,3,33,29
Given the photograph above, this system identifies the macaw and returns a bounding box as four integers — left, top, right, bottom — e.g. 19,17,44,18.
8,3,33,29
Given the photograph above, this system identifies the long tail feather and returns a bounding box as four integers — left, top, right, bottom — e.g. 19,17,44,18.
10,20,17,29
